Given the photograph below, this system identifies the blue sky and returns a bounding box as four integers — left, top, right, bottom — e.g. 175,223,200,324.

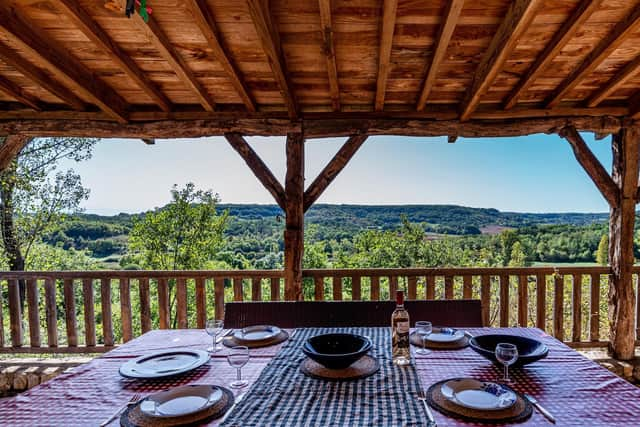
58,132,612,215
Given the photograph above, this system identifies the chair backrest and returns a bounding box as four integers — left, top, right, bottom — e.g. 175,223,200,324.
223,300,482,329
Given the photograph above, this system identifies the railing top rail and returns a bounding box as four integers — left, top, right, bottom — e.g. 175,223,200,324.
0,270,285,280
302,266,615,276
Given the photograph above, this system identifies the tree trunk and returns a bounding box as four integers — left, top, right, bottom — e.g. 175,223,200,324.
0,177,26,314
608,127,639,360
284,133,304,301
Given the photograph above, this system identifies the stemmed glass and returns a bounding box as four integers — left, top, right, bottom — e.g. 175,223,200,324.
495,343,518,384
227,346,250,388
205,319,224,353
415,321,432,355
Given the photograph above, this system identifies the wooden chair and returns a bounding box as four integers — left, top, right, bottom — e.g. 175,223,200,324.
223,300,482,329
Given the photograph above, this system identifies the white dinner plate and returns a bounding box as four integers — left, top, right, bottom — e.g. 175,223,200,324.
139,385,223,418
441,378,517,411
427,328,466,343
119,349,210,379
234,325,281,341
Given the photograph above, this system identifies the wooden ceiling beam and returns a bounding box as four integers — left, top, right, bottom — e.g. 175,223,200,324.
560,126,619,208
247,0,298,119
587,55,640,107
304,135,368,211
318,0,340,112
51,0,171,112
504,0,601,110
0,135,31,172
459,0,541,121
0,42,85,112
0,75,41,111
416,0,464,112
186,0,255,112
132,13,215,112
0,116,623,139
225,132,286,209
545,6,640,108
0,5,128,123
374,0,398,112
629,92,640,119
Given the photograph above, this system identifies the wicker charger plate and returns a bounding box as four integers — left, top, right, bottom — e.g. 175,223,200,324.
426,378,532,424
300,355,379,381
223,330,289,349
120,386,234,427
410,331,469,350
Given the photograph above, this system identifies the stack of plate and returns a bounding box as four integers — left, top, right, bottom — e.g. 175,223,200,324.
426,378,533,423
410,327,469,350
223,325,288,348
121,385,234,427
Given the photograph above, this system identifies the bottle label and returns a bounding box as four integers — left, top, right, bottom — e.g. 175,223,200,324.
396,321,409,334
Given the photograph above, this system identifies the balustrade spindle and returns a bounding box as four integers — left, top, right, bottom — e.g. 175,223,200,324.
389,276,398,299
370,276,380,300
462,275,472,299
101,278,114,346
352,275,362,301
157,277,170,329
590,273,600,342
233,277,243,301
120,278,133,342
554,274,565,341
8,279,22,347
572,274,582,342
332,276,342,301
480,275,490,326
26,279,40,347
252,277,262,301
270,278,280,301
214,277,225,321
407,276,417,300
82,278,96,347
518,275,528,326
176,277,188,329
444,276,454,299
195,277,206,328
63,279,77,347
499,274,509,327
0,281,4,347
139,278,151,333
426,275,435,300
45,278,57,347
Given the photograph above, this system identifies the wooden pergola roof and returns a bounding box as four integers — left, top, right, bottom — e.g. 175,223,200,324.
0,0,638,138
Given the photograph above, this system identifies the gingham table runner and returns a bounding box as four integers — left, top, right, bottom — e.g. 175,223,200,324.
220,327,434,427
1,327,640,426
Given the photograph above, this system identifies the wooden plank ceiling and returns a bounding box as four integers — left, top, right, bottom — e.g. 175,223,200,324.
0,0,639,126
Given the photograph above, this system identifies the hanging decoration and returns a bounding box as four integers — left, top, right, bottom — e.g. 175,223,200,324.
125,0,152,22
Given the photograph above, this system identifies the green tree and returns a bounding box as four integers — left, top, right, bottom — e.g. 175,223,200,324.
508,241,527,267
595,234,608,265
128,183,229,270
0,136,96,272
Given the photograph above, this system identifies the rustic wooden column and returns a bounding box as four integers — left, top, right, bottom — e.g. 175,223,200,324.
608,127,639,360
284,132,304,300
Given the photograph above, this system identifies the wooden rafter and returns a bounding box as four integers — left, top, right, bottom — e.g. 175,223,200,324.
459,0,541,121
247,0,298,119
416,0,464,112
545,6,640,108
374,0,398,112
587,55,640,107
559,126,618,208
132,13,216,112
186,0,256,112
51,0,171,112
0,135,31,172
224,133,286,209
303,135,368,211
0,75,41,111
318,0,340,111
0,5,128,122
504,0,601,110
0,42,85,111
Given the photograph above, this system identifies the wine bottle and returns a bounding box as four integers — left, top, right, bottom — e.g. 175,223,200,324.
391,290,411,366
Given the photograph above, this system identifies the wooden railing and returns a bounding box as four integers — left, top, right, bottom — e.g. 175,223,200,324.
0,266,638,352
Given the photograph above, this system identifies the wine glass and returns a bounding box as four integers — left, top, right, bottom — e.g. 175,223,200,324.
205,319,224,353
495,343,518,383
415,321,432,355
227,346,250,388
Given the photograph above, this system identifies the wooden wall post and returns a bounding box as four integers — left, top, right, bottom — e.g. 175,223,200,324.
608,127,639,360
284,132,304,300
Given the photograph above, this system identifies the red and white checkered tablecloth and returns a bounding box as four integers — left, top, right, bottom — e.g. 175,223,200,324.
0,327,639,426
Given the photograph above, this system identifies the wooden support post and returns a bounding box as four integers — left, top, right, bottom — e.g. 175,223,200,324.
284,133,304,300
608,127,639,360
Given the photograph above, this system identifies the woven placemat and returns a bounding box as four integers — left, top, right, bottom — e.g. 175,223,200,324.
120,385,234,427
410,331,469,350
223,330,289,349
425,378,532,424
300,355,380,381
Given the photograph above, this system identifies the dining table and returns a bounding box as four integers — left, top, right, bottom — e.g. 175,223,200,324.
1,326,639,426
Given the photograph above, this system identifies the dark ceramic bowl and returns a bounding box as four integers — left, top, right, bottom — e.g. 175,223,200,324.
469,334,549,367
302,333,372,369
